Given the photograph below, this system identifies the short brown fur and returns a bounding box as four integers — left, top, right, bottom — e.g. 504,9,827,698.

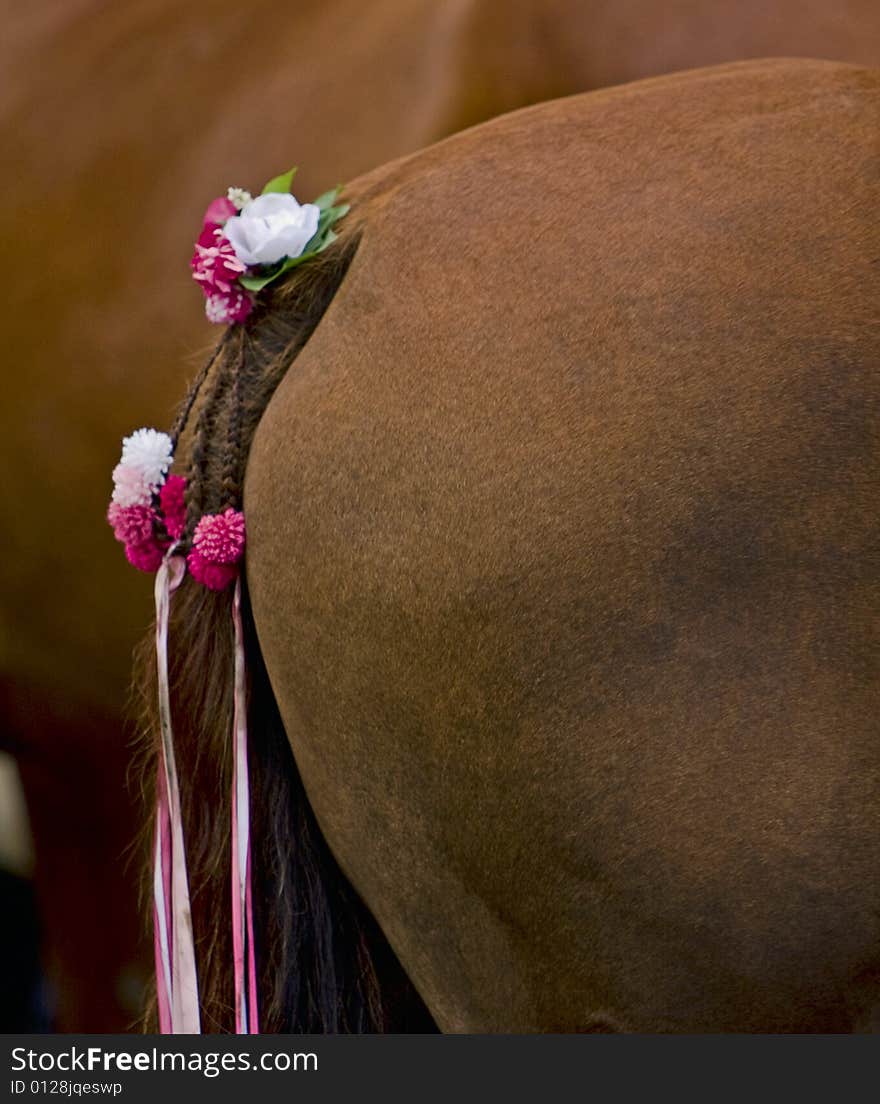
241,60,880,1031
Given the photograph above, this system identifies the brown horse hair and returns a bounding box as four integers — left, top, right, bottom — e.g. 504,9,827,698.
134,226,438,1033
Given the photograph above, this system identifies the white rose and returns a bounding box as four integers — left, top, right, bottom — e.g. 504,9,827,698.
224,193,321,266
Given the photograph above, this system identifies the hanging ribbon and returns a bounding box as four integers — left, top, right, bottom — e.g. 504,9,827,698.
231,576,259,1033
152,766,173,1032
153,552,201,1033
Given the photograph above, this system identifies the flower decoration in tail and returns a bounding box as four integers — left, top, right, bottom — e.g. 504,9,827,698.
190,170,349,325
107,429,244,591
107,429,177,572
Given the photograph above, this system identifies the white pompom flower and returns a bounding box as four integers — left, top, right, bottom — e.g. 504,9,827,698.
119,428,174,488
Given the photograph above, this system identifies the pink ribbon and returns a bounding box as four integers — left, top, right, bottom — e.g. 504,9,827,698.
152,557,258,1034
152,766,173,1032
231,577,259,1033
153,553,201,1033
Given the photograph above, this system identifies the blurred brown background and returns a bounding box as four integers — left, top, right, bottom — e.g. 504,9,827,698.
3,0,879,1031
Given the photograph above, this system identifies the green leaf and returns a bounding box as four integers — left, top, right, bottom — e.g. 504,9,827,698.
302,221,331,255
239,266,283,292
278,254,306,273
315,228,338,252
304,203,348,249
281,255,309,272
261,167,297,195
312,187,340,211
323,203,350,222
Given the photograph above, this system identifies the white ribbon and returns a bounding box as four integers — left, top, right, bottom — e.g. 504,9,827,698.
153,552,201,1033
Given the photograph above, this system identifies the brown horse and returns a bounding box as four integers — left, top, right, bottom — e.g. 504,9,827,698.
6,1,880,1029
148,58,880,1032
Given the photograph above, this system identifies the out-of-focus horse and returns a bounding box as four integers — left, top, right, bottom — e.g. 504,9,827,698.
155,58,880,1032
5,1,880,1028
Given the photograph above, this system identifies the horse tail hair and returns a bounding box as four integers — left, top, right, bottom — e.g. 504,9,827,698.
134,226,436,1033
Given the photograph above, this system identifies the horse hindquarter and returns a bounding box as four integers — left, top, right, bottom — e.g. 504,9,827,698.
246,60,880,1031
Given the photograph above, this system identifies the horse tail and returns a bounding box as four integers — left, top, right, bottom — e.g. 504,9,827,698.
134,226,436,1032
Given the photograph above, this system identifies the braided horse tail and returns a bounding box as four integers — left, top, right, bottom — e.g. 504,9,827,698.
134,228,435,1032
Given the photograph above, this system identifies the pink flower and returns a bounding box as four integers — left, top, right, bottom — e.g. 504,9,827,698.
191,227,248,296
203,196,237,228
159,474,187,540
107,502,155,545
204,288,253,326
186,548,238,591
125,537,166,573
111,462,153,507
192,508,246,564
